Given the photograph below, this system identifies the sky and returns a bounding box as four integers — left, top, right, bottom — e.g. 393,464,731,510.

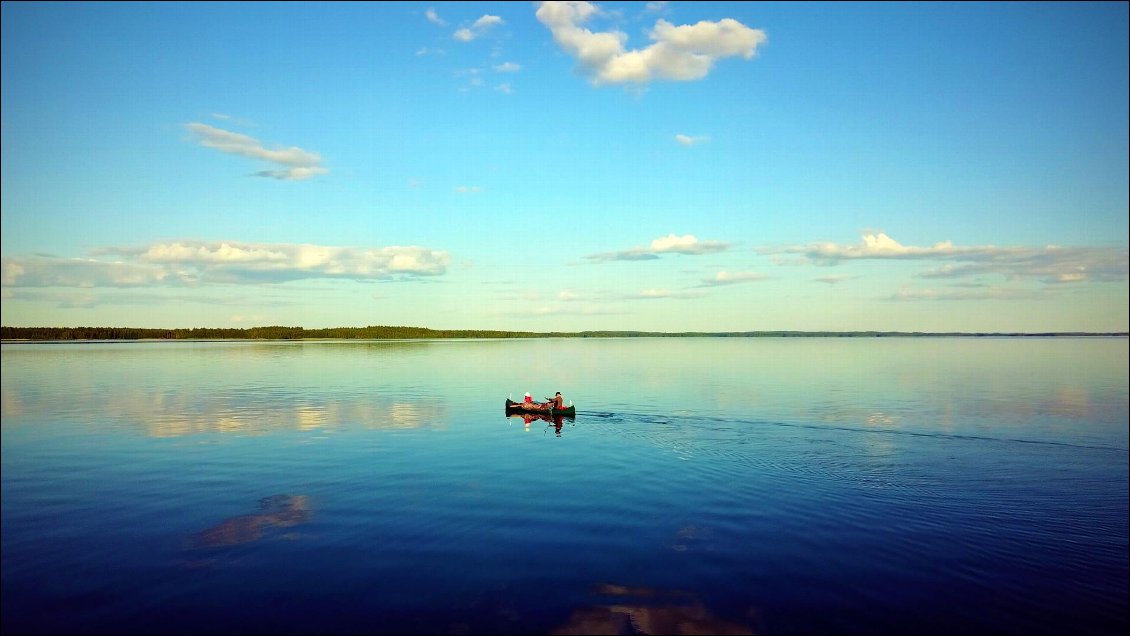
2,1,1127,333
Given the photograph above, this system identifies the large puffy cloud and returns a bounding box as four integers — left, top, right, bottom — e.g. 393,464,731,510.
584,234,730,262
1,257,171,288
185,123,328,181
2,241,450,288
536,1,765,85
765,232,1128,284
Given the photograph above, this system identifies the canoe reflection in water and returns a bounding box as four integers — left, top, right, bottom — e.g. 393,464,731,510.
550,583,758,635
507,412,575,436
186,494,311,549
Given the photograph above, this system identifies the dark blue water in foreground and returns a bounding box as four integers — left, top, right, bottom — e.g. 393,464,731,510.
2,338,1127,635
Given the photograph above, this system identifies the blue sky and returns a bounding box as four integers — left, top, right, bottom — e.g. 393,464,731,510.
2,1,1127,332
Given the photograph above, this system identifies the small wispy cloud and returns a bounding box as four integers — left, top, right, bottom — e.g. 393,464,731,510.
2,241,450,288
888,287,1042,302
454,67,486,91
535,1,766,86
585,234,730,263
454,15,503,42
185,123,327,181
814,275,853,285
455,185,483,193
675,133,709,146
519,306,625,319
493,61,521,73
495,83,513,94
425,7,446,26
2,288,302,310
697,270,767,287
763,232,1128,284
627,288,706,300
210,112,254,127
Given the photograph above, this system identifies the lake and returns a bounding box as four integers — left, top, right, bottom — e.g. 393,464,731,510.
2,337,1127,635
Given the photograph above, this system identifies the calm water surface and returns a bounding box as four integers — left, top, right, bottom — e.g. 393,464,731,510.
2,338,1127,635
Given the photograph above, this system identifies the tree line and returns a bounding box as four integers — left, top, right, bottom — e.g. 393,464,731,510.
1,325,544,340
2,325,1124,341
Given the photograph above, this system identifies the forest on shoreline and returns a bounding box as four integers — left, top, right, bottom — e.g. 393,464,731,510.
2,326,1126,341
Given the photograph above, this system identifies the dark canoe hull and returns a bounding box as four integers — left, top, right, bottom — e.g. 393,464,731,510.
505,398,575,417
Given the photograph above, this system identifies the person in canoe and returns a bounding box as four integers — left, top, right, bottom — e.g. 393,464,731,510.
518,392,548,412
544,391,565,410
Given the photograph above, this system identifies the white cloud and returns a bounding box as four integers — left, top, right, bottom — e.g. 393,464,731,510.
629,288,705,300
698,270,767,287
585,233,730,262
765,232,1128,284
474,15,503,28
185,123,327,181
2,288,304,310
496,83,513,94
1,257,170,288
493,61,522,72
454,14,504,42
535,1,766,86
455,185,483,193
650,234,710,253
795,232,959,260
425,7,446,26
2,241,450,288
209,112,254,127
674,133,709,146
454,67,487,91
889,287,1041,302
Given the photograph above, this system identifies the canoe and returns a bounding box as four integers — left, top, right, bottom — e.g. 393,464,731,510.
505,398,576,417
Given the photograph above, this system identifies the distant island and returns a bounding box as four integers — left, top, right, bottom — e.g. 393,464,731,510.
2,326,1126,341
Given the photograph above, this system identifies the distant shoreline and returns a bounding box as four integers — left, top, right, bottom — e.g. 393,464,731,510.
2,326,1127,341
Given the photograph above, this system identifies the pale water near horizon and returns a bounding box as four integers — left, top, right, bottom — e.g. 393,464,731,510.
2,337,1127,635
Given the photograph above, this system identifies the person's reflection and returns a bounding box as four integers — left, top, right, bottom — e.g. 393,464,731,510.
509,412,573,436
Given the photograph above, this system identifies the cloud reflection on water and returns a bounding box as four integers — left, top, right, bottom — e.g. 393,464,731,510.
0,383,448,438
550,583,758,635
186,494,311,550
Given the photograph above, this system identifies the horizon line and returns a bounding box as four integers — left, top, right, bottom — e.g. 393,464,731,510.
2,325,1127,341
